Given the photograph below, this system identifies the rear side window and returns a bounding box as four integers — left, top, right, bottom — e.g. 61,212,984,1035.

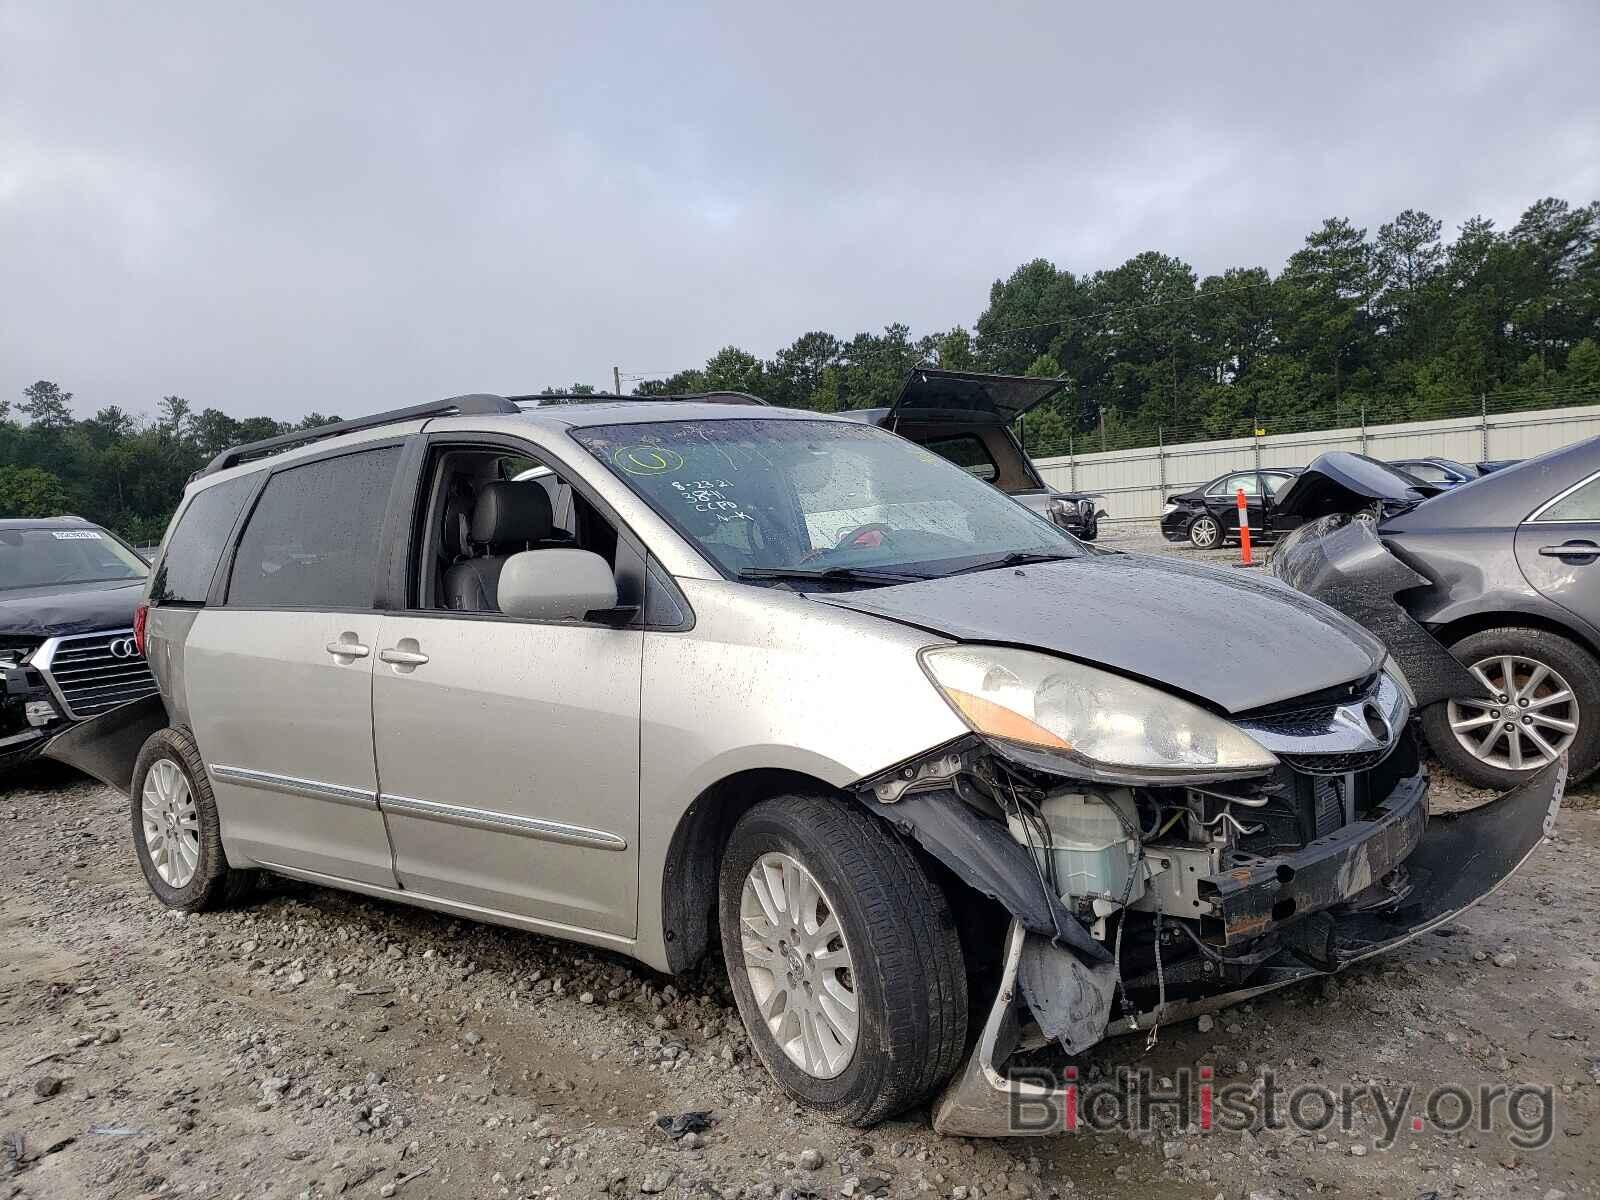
148,476,256,604
922,435,998,482
1535,476,1600,523
227,446,401,609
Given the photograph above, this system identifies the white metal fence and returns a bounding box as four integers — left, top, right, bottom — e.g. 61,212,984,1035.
1032,402,1600,524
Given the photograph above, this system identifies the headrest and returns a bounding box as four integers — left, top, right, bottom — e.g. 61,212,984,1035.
441,483,474,559
469,480,553,546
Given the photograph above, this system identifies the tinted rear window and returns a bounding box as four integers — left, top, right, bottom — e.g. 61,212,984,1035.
227,446,401,609
148,476,256,604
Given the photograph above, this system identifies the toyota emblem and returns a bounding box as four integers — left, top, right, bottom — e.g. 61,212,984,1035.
109,637,139,659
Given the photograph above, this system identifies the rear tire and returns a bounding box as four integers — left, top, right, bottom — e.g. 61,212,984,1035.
1189,515,1221,549
1420,626,1600,789
130,727,252,911
718,794,967,1127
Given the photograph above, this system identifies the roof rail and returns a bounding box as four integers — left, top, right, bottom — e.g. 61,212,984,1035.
507,390,768,408
195,394,521,478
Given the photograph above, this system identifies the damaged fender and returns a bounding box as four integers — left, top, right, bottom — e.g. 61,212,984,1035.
930,758,1564,1137
1269,514,1488,707
855,786,1120,1057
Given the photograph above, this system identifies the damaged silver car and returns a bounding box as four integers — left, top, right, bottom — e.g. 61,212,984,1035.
1271,442,1600,790
49,394,1563,1137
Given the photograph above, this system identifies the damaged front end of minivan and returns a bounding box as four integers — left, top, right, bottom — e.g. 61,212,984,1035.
852,674,1563,1137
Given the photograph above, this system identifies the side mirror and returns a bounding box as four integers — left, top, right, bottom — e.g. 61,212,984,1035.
498,549,618,622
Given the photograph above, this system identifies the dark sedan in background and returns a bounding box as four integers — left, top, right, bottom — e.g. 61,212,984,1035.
1,517,159,771
1161,467,1301,548
1271,442,1600,789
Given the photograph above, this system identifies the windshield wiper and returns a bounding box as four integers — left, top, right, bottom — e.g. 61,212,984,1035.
938,550,1079,577
736,565,928,586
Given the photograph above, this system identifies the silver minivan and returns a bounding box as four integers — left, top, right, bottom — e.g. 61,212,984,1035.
52,392,1563,1136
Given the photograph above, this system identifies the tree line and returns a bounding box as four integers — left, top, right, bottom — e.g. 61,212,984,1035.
3,196,1597,540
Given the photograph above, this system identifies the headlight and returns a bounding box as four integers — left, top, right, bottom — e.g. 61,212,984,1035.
920,645,1278,774
1383,657,1417,707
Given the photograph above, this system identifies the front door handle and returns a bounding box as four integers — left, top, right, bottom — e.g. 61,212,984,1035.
325,635,370,659
1538,540,1600,564
379,641,429,668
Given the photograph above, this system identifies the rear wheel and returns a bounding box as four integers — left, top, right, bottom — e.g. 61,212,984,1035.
131,727,252,911
1421,626,1600,789
1189,514,1221,549
718,794,966,1126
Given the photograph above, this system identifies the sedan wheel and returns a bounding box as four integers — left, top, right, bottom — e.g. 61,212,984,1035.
140,758,201,887
1446,654,1577,772
1189,515,1221,549
739,852,859,1079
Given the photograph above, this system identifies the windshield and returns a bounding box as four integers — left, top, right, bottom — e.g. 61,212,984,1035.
570,418,1082,581
0,526,148,590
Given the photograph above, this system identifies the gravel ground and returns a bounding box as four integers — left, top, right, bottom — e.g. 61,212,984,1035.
3,528,1597,1200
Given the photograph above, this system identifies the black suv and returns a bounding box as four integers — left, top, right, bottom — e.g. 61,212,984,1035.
1,517,158,771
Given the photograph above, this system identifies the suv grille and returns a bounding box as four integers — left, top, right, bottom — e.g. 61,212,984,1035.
36,630,158,719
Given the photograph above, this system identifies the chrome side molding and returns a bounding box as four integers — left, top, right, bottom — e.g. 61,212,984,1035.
378,792,628,851
208,764,377,810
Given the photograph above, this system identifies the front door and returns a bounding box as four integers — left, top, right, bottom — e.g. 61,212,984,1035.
186,443,406,886
369,440,644,938
370,615,643,935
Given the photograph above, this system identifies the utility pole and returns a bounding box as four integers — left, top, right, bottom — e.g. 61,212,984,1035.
1099,404,1106,453
613,366,623,396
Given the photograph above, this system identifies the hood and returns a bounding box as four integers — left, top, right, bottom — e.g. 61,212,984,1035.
1273,451,1437,520
885,368,1067,427
815,555,1384,714
0,579,145,639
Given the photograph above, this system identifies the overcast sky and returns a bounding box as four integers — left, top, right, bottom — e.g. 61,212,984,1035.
3,1,1597,422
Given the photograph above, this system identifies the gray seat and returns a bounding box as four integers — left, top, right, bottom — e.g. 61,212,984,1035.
443,481,554,611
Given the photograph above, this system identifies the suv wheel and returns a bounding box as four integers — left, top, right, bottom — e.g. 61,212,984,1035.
131,727,252,911
1420,626,1600,789
718,795,967,1126
1189,515,1221,549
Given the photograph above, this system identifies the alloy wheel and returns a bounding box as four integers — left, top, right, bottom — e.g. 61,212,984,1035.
1190,517,1220,548
1447,654,1578,771
140,758,201,887
738,852,859,1079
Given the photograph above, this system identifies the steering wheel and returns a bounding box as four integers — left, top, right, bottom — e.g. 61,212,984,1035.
835,523,898,552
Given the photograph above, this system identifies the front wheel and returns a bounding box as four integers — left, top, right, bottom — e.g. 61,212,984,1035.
1189,514,1222,549
1420,626,1600,789
718,795,967,1127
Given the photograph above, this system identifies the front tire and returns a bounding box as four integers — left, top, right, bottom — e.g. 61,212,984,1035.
718,794,967,1127
1420,626,1600,789
131,727,252,911
1189,515,1221,549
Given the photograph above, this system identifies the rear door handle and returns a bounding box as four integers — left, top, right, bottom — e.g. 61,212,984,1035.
379,647,430,666
1538,540,1599,563
325,637,370,659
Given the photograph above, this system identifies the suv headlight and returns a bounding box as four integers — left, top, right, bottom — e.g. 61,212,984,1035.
1383,657,1417,707
920,645,1278,774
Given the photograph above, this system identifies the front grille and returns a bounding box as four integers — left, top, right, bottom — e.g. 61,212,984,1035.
1282,748,1390,775
36,630,158,719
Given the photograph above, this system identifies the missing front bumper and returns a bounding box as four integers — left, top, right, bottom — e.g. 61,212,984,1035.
931,758,1565,1137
